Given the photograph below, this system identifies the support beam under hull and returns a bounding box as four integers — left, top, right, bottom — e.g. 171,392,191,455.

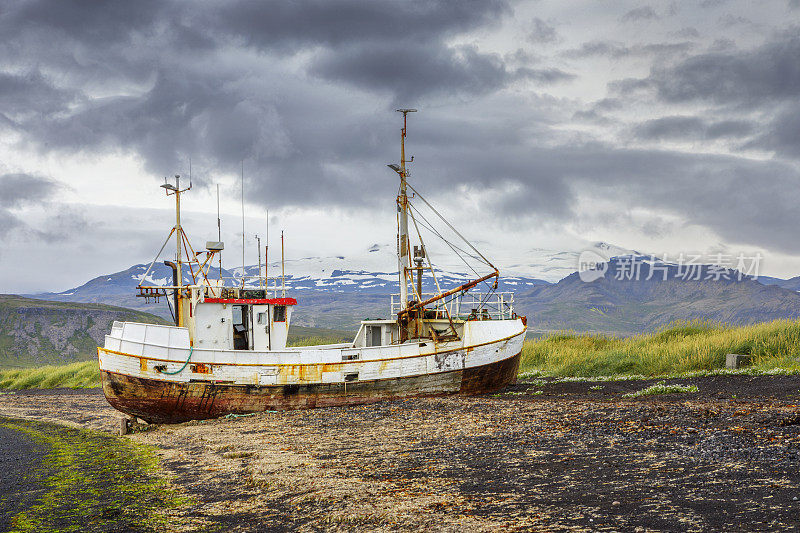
101,351,521,424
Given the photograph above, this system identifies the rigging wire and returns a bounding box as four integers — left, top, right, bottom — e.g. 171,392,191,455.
409,204,497,295
408,203,482,277
408,201,497,292
406,182,496,269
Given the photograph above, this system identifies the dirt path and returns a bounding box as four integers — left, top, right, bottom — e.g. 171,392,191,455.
1,375,800,531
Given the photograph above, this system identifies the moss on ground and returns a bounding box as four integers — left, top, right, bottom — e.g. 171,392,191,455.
0,417,197,532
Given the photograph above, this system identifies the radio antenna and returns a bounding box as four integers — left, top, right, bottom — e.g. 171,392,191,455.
216,183,222,282
255,234,262,289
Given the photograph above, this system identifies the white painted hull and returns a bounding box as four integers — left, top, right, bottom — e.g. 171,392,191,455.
98,318,527,422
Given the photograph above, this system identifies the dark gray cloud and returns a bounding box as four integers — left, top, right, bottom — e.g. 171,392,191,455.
206,0,508,51
719,14,752,28
1,0,800,271
527,17,559,44
0,173,60,208
640,33,800,104
633,116,754,140
745,102,800,158
672,27,701,39
0,173,72,242
700,0,730,8
620,6,658,22
0,71,78,121
564,40,693,59
311,43,550,101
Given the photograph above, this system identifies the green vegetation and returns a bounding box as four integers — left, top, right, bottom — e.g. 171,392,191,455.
520,319,800,378
0,361,99,390
288,325,355,346
1,417,195,532
623,381,699,398
0,294,168,369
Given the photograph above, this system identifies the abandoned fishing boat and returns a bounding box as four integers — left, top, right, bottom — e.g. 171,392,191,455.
99,110,527,423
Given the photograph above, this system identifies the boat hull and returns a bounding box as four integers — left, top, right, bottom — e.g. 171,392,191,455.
101,350,521,424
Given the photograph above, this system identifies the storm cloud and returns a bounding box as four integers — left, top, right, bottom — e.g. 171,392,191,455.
2,0,800,290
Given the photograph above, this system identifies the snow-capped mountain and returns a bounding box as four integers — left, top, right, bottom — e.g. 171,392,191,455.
24,241,800,333
29,241,643,310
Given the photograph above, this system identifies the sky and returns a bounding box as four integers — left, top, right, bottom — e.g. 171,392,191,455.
2,0,800,292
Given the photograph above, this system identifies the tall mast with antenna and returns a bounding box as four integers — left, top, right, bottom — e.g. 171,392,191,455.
281,230,286,298
241,160,245,289
265,210,269,296
160,174,191,327
390,109,416,311
216,184,222,283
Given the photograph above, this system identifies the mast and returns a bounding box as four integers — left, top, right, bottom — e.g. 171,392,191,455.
216,184,222,283
281,230,286,298
175,175,183,326
256,234,262,289
394,109,416,310
241,160,245,288
160,175,191,327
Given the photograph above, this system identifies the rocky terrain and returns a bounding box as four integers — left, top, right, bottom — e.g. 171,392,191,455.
0,295,167,368
2,375,799,531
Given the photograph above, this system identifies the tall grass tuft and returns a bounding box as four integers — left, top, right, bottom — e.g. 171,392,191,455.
520,319,800,377
0,361,100,390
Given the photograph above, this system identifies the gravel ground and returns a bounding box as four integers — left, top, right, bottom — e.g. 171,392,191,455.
0,424,49,531
1,375,800,532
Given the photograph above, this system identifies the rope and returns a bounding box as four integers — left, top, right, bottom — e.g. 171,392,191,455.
160,346,193,375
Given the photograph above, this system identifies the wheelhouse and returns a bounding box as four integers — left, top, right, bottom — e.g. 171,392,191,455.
185,286,296,351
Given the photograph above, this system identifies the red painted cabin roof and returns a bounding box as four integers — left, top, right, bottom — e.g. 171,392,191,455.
204,297,297,306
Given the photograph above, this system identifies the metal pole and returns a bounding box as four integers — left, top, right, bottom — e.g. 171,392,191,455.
281,230,286,298
175,175,183,327
396,110,415,311
241,161,245,289
256,235,262,289
216,184,222,283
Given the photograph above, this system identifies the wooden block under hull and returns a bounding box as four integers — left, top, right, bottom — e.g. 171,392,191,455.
101,351,521,424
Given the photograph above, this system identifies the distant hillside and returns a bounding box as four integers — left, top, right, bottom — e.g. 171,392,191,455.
0,295,168,368
518,259,800,335
757,275,800,292
31,261,548,326
23,245,800,335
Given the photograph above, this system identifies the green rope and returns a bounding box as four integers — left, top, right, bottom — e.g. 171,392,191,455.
160,346,193,375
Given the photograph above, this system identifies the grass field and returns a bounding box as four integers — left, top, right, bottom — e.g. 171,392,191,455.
0,361,99,390
519,318,800,377
3,319,800,390
287,326,355,346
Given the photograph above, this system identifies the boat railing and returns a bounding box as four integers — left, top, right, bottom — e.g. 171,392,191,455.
390,292,515,320
206,275,288,295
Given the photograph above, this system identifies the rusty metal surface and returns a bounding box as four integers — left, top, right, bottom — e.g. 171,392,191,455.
101,351,521,424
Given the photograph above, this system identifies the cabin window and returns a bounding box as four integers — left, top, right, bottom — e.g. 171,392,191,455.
232,305,250,350
257,312,268,325
273,305,286,322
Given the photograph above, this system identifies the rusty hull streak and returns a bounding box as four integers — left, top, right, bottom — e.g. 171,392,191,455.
101,351,521,424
